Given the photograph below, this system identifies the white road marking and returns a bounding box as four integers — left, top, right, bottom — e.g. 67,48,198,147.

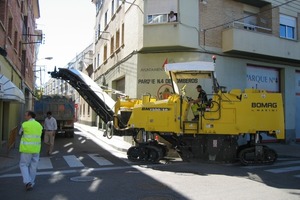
265,166,300,173
88,154,113,166
0,165,134,178
38,157,53,169
243,160,300,169
63,155,84,167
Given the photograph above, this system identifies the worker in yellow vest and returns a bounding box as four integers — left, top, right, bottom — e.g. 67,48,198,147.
19,111,43,191
189,85,208,120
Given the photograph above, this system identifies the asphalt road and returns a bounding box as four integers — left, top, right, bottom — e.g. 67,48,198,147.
0,127,299,200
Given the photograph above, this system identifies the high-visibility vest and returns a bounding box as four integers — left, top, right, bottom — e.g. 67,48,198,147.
19,120,43,153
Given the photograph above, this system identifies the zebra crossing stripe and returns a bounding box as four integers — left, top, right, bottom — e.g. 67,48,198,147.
38,157,53,169
88,154,113,166
63,155,84,167
265,166,300,173
271,160,300,166
243,160,300,169
37,155,114,169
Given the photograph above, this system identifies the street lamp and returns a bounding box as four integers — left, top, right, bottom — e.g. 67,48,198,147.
43,57,53,60
33,56,53,66
33,57,53,97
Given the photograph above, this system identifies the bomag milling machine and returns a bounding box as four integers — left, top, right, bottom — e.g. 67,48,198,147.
50,57,285,165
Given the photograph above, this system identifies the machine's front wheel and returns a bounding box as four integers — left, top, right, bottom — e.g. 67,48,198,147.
105,121,113,139
127,146,147,162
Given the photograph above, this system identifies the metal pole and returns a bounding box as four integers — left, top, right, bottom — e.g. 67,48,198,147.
40,68,42,89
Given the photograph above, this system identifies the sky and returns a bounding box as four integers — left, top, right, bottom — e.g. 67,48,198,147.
36,0,95,85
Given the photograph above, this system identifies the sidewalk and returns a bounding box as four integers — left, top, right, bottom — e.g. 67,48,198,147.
0,123,299,173
0,142,19,172
74,123,132,152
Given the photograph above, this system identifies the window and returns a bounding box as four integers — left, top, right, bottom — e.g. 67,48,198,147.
121,23,124,45
110,36,114,54
23,16,28,39
21,50,26,75
96,0,103,13
114,77,125,100
111,0,115,16
18,41,22,56
103,45,107,61
8,18,13,39
21,1,24,14
116,30,120,49
83,103,86,116
280,14,296,40
168,11,177,22
145,0,178,23
147,14,168,24
0,1,5,23
14,31,18,49
104,11,108,27
97,23,101,39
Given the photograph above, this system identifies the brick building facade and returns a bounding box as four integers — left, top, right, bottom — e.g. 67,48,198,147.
0,0,40,147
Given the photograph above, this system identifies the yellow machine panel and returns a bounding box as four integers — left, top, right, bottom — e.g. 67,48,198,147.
201,89,284,139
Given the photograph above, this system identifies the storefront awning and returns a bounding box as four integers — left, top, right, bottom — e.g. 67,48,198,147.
0,74,25,104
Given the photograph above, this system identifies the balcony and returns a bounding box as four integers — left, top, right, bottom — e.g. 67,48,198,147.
233,0,270,7
222,22,300,61
142,22,199,50
142,0,200,51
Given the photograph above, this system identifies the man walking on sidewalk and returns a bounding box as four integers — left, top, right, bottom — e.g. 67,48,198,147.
19,111,43,191
44,111,57,155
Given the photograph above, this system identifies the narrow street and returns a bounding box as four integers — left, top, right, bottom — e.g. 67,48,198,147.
0,124,299,200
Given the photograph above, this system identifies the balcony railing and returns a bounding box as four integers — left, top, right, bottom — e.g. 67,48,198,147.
225,21,272,34
222,22,300,61
147,14,168,24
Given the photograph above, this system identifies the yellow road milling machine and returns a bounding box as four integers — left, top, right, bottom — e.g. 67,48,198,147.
51,58,285,165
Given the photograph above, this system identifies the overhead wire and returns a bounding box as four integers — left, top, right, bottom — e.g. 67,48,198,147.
273,0,300,13
94,0,300,88
203,0,300,32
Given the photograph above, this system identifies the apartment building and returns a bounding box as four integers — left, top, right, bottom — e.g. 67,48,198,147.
0,0,40,145
91,0,300,142
44,44,95,126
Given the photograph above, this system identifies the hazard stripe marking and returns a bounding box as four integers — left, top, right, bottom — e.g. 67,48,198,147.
88,154,113,166
63,155,84,167
38,157,53,170
265,166,300,173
